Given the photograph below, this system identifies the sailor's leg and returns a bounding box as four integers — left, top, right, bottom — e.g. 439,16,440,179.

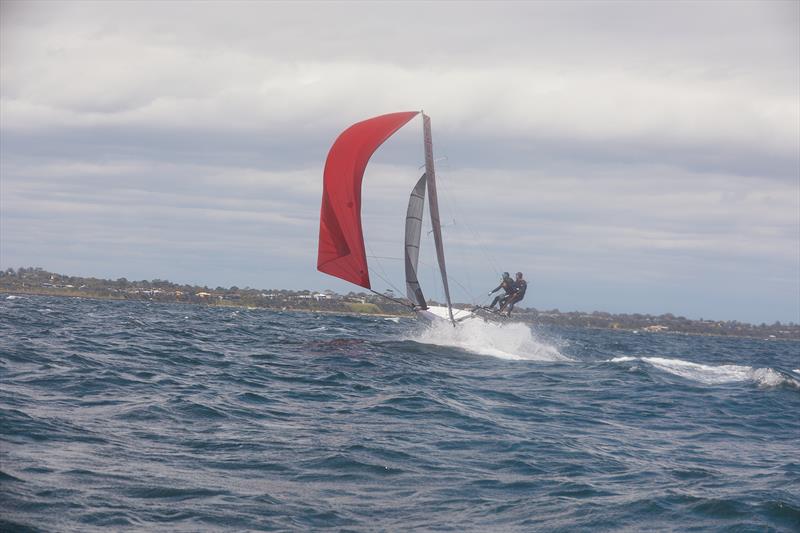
501,295,518,314
506,300,515,315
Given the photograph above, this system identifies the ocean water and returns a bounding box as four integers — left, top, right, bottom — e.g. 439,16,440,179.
1,295,798,532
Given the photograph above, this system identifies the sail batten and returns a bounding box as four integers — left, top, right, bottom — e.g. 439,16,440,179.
404,174,427,308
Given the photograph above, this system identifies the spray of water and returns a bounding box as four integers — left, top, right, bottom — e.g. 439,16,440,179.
410,317,568,361
610,356,800,389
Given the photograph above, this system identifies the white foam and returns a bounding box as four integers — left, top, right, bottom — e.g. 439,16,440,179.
609,356,800,389
309,326,353,334
609,356,637,363
410,317,568,361
643,357,755,384
749,367,793,388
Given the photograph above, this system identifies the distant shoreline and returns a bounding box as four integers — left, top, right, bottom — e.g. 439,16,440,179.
0,288,411,319
3,287,798,342
2,268,797,341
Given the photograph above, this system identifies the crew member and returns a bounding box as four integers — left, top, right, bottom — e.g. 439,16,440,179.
488,272,516,309
500,272,527,316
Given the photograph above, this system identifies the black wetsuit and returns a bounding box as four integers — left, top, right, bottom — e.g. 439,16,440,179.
502,279,527,314
489,278,516,308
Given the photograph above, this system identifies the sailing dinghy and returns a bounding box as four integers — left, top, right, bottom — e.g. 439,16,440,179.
317,111,477,326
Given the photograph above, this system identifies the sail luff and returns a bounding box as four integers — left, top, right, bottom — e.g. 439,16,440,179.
422,113,455,325
404,174,427,308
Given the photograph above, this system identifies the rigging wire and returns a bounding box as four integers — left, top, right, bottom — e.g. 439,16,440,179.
415,257,488,308
365,241,406,297
438,170,502,278
369,267,405,298
362,136,495,311
432,152,502,309
432,141,501,278
367,288,416,310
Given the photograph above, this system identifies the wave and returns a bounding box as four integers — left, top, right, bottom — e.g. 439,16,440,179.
307,325,354,334
609,356,800,389
409,317,567,361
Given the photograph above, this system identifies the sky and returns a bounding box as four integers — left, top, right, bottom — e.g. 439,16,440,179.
1,0,798,324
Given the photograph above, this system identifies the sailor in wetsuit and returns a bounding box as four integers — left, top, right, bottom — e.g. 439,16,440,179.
488,272,516,309
500,272,527,316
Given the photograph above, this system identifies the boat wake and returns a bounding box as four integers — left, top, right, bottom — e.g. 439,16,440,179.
609,356,800,389
410,318,568,361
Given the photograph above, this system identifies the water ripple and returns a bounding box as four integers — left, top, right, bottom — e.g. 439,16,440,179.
1,295,798,531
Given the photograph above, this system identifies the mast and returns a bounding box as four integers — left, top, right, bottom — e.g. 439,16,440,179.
422,112,456,325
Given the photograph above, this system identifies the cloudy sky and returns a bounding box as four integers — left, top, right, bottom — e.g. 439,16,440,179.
1,0,798,323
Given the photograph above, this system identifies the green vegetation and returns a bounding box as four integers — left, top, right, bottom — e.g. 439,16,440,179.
0,267,412,316
345,302,382,314
2,267,797,340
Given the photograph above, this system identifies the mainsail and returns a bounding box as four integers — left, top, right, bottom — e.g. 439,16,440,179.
422,113,455,323
404,174,427,308
317,111,419,288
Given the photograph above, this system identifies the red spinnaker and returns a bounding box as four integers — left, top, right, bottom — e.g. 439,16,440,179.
317,111,419,288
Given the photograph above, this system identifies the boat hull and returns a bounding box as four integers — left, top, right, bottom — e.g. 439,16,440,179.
415,305,477,324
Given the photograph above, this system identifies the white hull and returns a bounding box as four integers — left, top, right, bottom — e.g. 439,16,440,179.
415,305,477,324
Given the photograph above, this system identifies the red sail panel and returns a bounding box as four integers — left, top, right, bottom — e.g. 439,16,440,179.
317,111,419,288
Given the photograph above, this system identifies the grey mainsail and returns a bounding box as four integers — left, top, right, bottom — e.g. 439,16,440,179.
422,113,455,324
404,174,428,308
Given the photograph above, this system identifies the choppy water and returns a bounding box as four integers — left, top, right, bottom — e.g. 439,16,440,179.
1,295,798,532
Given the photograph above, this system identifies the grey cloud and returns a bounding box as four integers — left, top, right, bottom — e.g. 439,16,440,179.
1,0,797,322
3,2,796,154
